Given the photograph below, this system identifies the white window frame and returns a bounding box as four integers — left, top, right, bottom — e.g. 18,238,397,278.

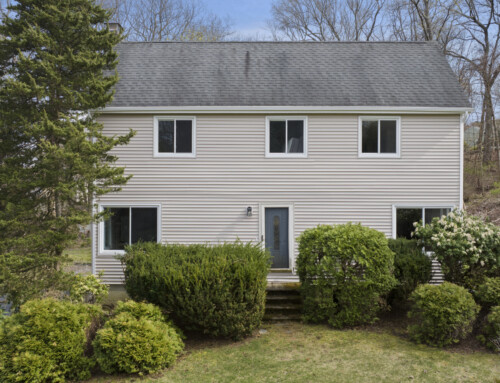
265,116,308,158
391,204,456,239
259,203,295,272
98,203,161,256
358,116,401,158
153,116,196,158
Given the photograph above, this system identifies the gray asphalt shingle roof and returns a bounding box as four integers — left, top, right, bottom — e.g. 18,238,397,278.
109,41,470,108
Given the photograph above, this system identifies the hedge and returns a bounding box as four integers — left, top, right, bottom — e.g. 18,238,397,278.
408,282,479,347
475,277,500,308
388,238,432,304
121,241,270,340
297,223,396,328
0,298,102,382
478,305,500,352
93,301,184,375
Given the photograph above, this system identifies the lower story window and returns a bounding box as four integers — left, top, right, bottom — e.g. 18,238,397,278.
103,206,158,251
396,207,451,239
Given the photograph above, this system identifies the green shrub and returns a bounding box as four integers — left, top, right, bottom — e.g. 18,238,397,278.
388,238,432,304
121,241,270,340
93,301,184,375
408,282,480,347
478,306,500,352
0,298,102,382
69,273,109,304
414,211,500,288
113,299,165,321
475,277,500,308
297,223,397,328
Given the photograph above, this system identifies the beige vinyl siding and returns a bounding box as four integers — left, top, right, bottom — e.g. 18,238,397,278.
95,114,460,284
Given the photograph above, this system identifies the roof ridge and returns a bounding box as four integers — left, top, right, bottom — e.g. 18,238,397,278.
118,40,437,45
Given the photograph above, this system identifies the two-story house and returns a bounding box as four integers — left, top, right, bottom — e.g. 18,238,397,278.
92,41,472,285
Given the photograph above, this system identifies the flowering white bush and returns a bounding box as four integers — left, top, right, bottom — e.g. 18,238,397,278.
414,210,500,288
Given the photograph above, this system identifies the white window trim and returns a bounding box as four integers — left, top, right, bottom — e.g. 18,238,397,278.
153,116,196,158
259,203,295,273
391,204,456,239
265,116,308,158
358,116,401,158
98,203,161,256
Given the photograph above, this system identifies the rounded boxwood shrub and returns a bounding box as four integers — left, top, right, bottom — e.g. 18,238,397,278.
121,241,270,340
388,238,432,304
478,305,500,352
93,301,184,375
297,223,397,328
0,298,102,383
475,277,500,308
408,282,480,347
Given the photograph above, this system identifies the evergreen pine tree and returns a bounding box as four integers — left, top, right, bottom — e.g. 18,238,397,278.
0,0,134,307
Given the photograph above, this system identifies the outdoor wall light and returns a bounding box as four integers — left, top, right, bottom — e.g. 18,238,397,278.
247,206,253,217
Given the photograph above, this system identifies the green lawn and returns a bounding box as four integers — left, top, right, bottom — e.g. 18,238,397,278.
65,246,91,264
89,322,499,383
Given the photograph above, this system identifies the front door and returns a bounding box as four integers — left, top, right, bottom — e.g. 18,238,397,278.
265,208,289,269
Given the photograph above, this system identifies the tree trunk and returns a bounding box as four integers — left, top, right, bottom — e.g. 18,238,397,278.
496,121,500,171
493,117,500,171
482,83,494,165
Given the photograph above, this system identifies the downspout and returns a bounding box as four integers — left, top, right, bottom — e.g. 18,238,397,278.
91,199,96,275
459,112,467,211
89,110,96,276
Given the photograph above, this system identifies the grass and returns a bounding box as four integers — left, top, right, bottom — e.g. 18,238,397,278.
64,246,91,264
89,322,500,383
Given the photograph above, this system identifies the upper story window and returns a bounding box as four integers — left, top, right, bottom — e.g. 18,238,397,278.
266,117,308,158
154,116,196,157
101,205,159,253
359,117,400,158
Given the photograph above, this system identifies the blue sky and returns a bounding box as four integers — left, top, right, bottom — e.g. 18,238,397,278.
204,0,272,38
0,1,273,37
0,0,272,37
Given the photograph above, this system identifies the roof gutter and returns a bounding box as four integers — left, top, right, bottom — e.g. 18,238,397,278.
97,105,474,115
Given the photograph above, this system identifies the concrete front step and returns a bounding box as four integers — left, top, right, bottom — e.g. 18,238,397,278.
266,295,302,304
265,285,302,322
267,282,301,291
266,303,302,311
263,312,302,322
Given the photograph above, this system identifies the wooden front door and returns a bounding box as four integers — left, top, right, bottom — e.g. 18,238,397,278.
265,208,289,269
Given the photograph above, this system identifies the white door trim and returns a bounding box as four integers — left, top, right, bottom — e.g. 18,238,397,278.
259,203,295,272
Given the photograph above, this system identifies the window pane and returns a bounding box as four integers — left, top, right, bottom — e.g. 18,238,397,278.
131,208,157,244
362,120,378,153
176,120,192,153
104,208,129,250
425,208,450,225
396,208,422,239
270,121,286,153
380,120,397,153
287,120,304,153
158,120,174,152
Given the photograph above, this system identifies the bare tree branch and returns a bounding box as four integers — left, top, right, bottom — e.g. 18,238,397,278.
448,0,500,164
269,0,385,41
387,0,459,52
100,0,232,42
